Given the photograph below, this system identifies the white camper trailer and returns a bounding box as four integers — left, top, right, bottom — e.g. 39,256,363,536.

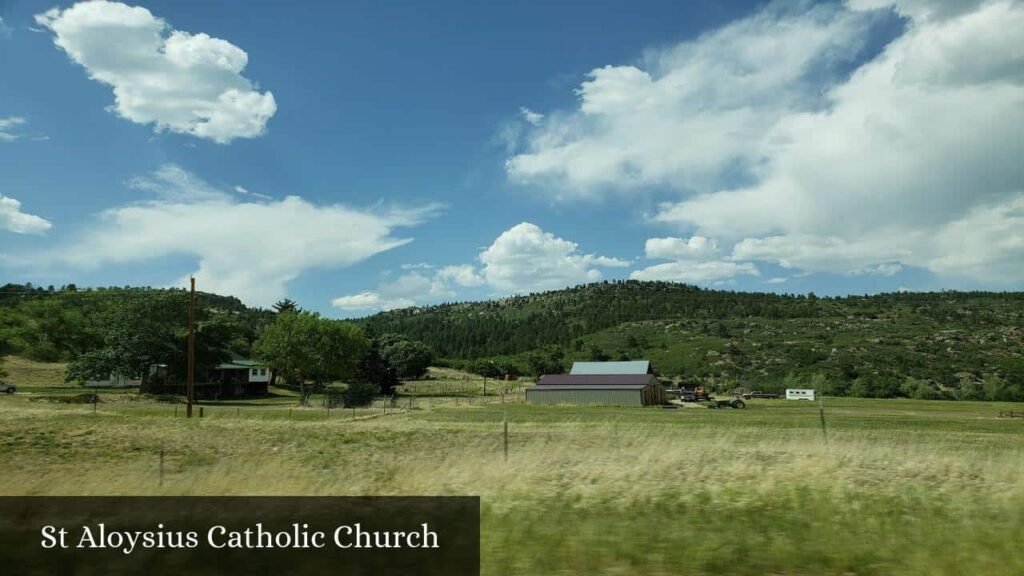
785,388,815,401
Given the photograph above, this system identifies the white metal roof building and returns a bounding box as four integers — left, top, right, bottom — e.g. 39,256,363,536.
569,361,652,375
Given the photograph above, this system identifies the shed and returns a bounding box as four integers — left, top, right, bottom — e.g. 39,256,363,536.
527,373,665,406
570,361,652,375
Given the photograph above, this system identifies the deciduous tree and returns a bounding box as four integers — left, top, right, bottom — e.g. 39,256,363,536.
255,311,369,405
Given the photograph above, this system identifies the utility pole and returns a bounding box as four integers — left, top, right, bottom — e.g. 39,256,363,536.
483,360,495,397
186,277,195,418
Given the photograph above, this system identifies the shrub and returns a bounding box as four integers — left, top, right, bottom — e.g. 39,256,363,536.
955,379,985,401
340,380,377,407
29,393,99,404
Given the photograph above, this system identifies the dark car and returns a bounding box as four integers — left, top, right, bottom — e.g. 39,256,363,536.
0,382,15,394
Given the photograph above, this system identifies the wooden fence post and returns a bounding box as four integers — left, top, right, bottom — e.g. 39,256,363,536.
818,399,827,443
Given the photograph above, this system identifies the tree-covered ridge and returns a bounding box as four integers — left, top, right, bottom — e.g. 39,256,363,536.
359,280,1023,357
359,281,1024,400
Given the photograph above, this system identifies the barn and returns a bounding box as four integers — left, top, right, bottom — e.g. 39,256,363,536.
527,361,665,406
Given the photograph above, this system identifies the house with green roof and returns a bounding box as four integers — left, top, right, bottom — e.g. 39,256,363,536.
210,358,270,397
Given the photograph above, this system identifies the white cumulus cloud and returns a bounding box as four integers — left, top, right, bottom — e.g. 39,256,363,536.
42,165,435,306
631,260,759,284
331,271,456,313
507,2,876,195
332,222,627,312
0,117,27,141
400,262,434,271
330,292,417,313
436,264,486,287
479,222,628,293
508,0,1024,284
631,235,758,284
644,236,719,260
0,195,53,234
36,1,276,143
519,107,544,126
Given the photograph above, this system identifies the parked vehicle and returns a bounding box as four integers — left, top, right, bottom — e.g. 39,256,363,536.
0,382,16,394
679,386,712,402
676,385,744,408
709,398,746,409
741,391,780,399
786,389,816,401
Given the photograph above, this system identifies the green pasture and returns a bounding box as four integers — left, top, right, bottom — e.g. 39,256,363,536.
1,377,1022,576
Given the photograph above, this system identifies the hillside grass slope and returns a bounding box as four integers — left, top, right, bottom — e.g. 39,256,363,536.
361,281,1024,399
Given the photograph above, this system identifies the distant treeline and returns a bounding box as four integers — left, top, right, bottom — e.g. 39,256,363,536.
2,281,1022,401
0,283,272,364
0,284,428,403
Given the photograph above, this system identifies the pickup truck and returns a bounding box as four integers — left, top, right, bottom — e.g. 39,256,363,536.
741,391,779,399
0,382,16,394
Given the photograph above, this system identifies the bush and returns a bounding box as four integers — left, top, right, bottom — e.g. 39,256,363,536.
983,376,1024,402
901,377,943,400
340,380,377,407
955,379,985,401
324,388,346,408
468,360,503,378
147,394,185,404
850,374,901,398
29,393,99,404
526,348,565,377
23,341,62,363
378,335,432,380
353,346,399,395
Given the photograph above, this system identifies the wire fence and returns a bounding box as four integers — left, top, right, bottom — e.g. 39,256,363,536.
9,394,522,421
3,362,532,421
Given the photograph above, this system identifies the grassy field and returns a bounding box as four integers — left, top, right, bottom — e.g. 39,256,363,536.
1,361,1022,575
1,355,69,390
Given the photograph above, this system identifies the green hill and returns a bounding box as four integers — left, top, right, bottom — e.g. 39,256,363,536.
360,281,1024,399
2,280,1021,400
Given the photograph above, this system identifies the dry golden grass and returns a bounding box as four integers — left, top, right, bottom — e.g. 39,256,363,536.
1,355,69,388
1,394,1022,575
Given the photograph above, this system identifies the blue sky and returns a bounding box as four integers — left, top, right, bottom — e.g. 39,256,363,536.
1,0,1022,314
